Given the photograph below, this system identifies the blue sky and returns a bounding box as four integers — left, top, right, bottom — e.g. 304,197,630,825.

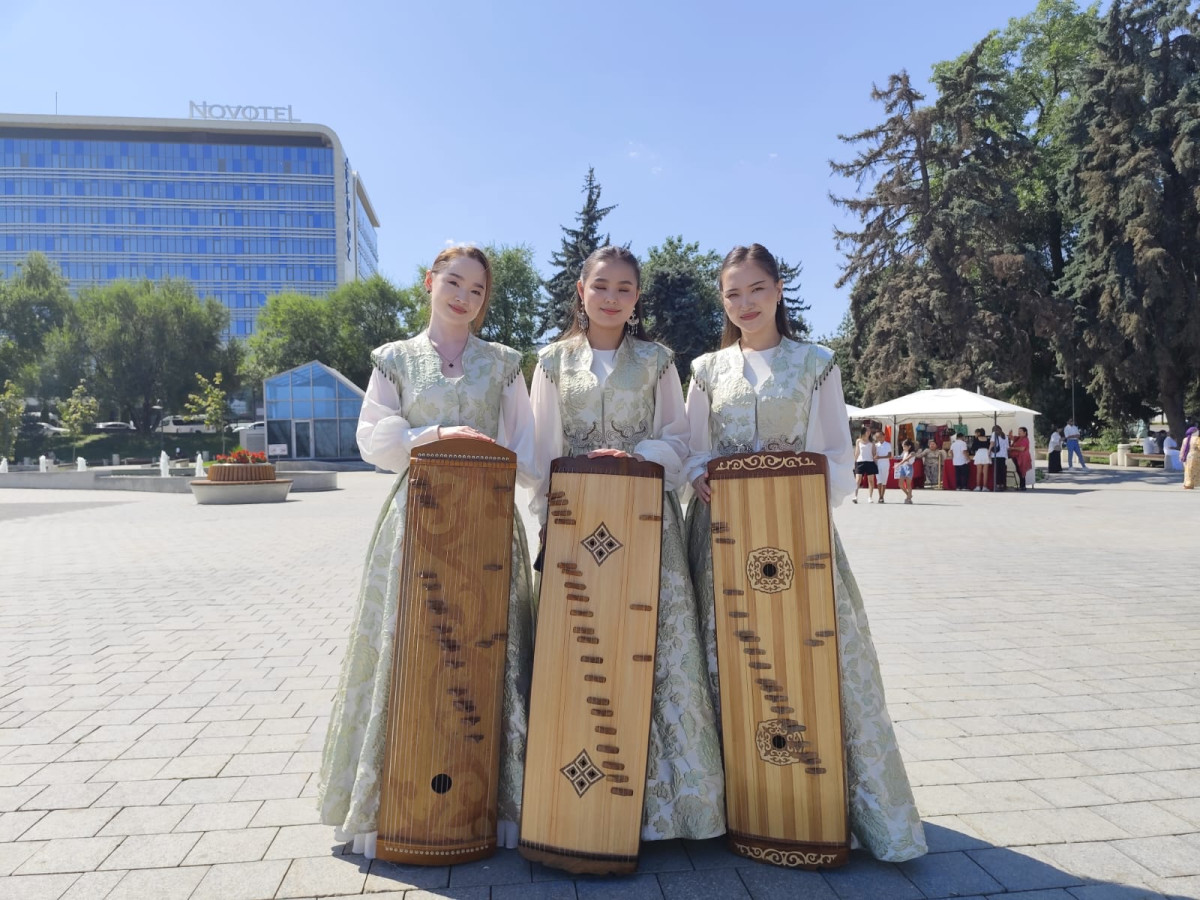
1,0,1047,338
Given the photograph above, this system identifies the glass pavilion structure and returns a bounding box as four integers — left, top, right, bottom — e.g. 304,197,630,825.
263,361,364,461
0,113,379,338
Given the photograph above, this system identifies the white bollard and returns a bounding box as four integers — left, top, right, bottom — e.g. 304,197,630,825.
39,455,49,473
159,450,170,477
0,458,8,473
77,457,87,471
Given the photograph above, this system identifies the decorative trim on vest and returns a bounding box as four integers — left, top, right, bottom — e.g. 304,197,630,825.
655,349,676,384
814,353,837,389
370,345,403,394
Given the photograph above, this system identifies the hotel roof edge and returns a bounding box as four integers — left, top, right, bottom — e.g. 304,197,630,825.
0,112,378,226
0,112,342,146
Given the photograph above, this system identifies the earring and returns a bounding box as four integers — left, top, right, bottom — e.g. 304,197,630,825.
576,308,589,331
626,312,639,336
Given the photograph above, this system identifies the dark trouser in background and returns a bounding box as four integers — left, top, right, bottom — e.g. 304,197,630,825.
955,464,970,490
994,457,1007,491
1048,450,1062,473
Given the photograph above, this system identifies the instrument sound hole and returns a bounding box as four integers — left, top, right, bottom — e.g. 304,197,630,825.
431,773,452,794
762,563,778,579
771,735,788,751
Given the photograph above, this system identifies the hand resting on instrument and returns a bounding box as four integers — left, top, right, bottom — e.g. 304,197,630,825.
586,448,645,461
691,473,711,504
437,425,494,442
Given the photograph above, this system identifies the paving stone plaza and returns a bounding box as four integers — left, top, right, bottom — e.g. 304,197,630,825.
1,467,1198,899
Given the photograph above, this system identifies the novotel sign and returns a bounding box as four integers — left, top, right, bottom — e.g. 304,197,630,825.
188,101,299,123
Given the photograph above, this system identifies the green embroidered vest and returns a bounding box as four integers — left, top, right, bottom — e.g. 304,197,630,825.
370,333,521,439
537,337,675,455
690,338,835,456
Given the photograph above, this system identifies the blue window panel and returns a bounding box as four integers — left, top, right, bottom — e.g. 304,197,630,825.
291,400,312,418
311,368,336,399
265,380,289,401
291,366,314,390
338,398,362,419
313,400,337,418
266,400,290,419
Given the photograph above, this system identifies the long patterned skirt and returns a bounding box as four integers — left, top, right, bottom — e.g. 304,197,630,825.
317,472,534,847
1185,450,1200,489
685,498,927,863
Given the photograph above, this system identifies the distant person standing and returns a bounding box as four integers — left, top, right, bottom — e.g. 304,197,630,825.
1183,426,1199,489
990,425,1009,491
921,439,946,489
896,439,917,504
853,425,878,503
950,432,970,490
1047,426,1063,474
1064,418,1087,469
875,431,892,503
1009,427,1033,491
970,428,991,492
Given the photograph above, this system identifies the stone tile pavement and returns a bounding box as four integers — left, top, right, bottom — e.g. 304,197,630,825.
0,466,1197,899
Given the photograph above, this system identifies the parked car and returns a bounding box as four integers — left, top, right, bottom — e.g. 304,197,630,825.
94,421,136,432
20,421,67,436
160,416,216,435
227,421,265,434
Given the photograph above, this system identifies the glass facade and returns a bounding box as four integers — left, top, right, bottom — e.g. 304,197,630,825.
0,120,377,338
263,360,363,460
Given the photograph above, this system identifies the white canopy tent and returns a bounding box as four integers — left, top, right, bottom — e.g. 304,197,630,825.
845,404,865,418
857,388,1039,447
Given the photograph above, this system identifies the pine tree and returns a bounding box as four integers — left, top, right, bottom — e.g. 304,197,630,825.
1061,0,1200,439
640,237,722,378
542,168,615,337
832,42,1050,404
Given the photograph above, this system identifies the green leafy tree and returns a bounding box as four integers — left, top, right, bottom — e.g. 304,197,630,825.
640,237,723,379
542,168,616,336
185,371,231,452
249,276,422,388
60,381,99,459
327,275,423,387
0,252,70,384
479,244,543,358
76,279,230,432
1060,0,1200,439
0,379,22,462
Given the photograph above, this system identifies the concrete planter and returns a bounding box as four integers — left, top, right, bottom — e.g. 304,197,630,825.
189,479,292,504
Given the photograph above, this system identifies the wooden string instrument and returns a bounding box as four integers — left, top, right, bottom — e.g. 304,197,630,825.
707,451,849,869
519,456,664,874
376,438,517,865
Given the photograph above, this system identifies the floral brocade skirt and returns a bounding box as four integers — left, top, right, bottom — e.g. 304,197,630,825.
316,472,534,842
685,497,928,863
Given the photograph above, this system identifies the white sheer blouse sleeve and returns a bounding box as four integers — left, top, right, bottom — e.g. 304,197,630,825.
684,377,714,488
804,364,856,507
355,367,439,475
497,372,539,491
528,363,563,526
633,364,688,493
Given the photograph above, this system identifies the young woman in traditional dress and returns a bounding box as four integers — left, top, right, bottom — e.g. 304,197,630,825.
317,245,537,855
528,244,725,841
684,243,927,863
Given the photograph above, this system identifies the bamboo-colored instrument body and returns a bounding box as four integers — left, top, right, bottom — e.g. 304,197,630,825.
519,456,664,875
707,451,849,869
376,438,517,865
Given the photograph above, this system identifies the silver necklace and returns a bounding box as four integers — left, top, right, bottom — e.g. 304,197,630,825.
429,335,467,370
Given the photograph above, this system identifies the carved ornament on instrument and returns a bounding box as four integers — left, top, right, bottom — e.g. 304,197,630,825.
746,547,794,594
733,842,840,868
580,522,623,566
755,718,808,766
713,453,815,474
560,749,605,798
